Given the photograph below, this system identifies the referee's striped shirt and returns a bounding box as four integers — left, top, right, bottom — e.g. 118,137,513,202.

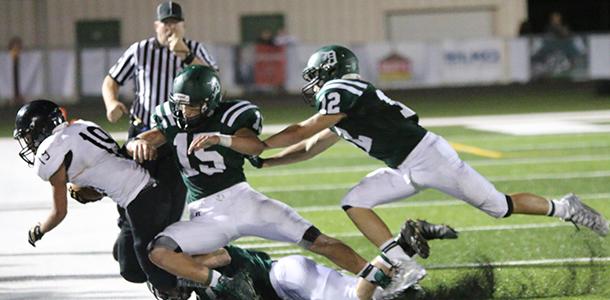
108,37,218,128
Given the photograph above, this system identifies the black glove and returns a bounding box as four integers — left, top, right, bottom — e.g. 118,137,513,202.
28,223,44,247
246,155,264,169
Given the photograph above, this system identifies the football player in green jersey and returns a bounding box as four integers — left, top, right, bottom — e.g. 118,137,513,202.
125,65,425,297
191,219,453,300
254,45,609,276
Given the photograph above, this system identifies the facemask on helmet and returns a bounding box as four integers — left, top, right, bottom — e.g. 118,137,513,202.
302,45,359,105
14,99,66,166
170,65,222,131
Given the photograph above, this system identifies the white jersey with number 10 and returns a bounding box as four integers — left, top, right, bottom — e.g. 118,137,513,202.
34,120,150,208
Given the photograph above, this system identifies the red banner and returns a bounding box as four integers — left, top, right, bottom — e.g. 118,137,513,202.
254,44,286,88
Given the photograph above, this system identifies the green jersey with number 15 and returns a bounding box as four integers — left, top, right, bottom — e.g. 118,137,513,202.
315,78,427,168
152,100,263,203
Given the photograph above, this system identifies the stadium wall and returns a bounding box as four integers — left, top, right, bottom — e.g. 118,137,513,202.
0,0,526,48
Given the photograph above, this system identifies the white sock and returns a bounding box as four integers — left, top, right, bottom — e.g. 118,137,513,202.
548,199,569,218
379,238,411,264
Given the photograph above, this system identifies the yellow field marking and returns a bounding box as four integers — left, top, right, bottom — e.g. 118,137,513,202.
450,142,503,158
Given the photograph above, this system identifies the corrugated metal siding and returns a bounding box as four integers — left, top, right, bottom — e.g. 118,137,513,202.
1,0,526,48
2,0,36,47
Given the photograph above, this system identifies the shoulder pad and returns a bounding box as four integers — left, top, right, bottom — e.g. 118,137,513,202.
34,133,68,181
315,79,368,114
152,102,178,130
217,100,262,134
219,100,259,127
319,79,368,97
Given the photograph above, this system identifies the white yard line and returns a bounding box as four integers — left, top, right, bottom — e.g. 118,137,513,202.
420,110,610,127
265,192,610,214
256,170,610,193
235,220,593,247
269,139,610,160
468,154,610,166
428,257,610,270
252,249,610,269
497,141,610,151
249,154,610,177
294,187,606,214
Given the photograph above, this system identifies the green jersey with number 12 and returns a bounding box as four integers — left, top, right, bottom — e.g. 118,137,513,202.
315,78,427,168
152,100,263,203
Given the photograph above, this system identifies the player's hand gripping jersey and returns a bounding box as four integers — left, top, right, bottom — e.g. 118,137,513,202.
315,78,427,168
34,120,150,207
152,100,262,202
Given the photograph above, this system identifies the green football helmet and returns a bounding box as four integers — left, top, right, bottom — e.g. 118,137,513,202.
170,65,222,131
302,45,359,104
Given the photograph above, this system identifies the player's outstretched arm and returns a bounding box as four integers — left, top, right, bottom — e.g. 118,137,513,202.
188,128,265,156
263,113,345,150
125,128,167,163
29,163,69,247
261,129,340,168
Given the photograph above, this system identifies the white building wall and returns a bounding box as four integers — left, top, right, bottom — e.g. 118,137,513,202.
1,0,526,48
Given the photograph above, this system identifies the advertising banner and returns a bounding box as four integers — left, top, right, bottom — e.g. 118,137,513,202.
362,43,433,89
587,35,610,79
254,44,286,90
440,39,505,84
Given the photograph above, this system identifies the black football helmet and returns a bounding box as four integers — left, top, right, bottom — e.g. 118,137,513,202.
14,99,66,165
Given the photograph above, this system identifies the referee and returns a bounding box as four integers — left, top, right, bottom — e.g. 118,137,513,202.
101,0,218,290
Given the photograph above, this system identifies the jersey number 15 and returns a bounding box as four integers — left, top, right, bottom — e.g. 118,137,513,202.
174,133,227,176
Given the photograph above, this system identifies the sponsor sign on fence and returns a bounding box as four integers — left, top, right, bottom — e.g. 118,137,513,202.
2,34,610,104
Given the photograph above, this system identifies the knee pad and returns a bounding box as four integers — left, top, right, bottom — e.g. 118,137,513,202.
147,235,182,254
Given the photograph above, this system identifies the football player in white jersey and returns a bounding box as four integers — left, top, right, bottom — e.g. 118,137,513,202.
250,45,609,280
13,99,214,299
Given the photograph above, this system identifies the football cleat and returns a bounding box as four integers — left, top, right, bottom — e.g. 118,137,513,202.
561,193,609,236
416,219,459,240
381,258,427,300
397,219,430,259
